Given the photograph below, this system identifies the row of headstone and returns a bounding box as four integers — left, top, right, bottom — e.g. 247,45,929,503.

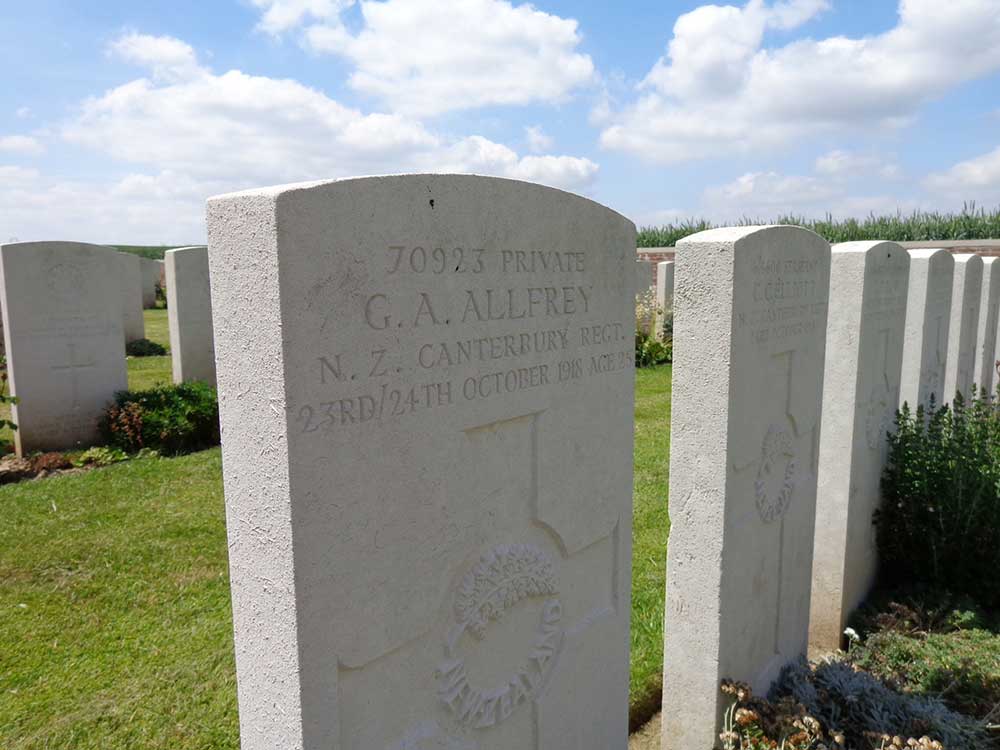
140,257,164,309
664,230,1000,748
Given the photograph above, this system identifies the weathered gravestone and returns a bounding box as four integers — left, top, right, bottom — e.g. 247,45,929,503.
117,252,145,343
207,175,636,750
943,254,983,402
974,257,1000,395
655,260,674,340
0,241,127,455
662,226,830,750
899,249,954,411
809,242,908,653
140,257,163,308
635,260,657,334
165,246,216,386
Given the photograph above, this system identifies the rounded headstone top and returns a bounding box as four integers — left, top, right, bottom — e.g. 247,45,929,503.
676,224,827,246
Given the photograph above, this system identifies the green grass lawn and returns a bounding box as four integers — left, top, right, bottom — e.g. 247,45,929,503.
0,365,673,748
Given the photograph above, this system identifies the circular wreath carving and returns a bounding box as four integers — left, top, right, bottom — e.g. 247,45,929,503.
754,424,796,523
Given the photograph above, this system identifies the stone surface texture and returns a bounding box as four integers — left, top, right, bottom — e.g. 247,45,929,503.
662,226,830,750
0,241,127,455
655,261,674,340
207,175,636,750
809,242,908,653
117,252,145,343
636,260,657,334
140,257,163,308
899,250,954,411
974,257,1000,395
943,254,983,401
166,246,216,386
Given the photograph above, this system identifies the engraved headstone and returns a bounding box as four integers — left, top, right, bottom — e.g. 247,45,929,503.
140,257,163,308
662,226,830,750
117,252,146,343
809,242,908,652
0,241,127,455
974,257,1000,395
943,254,983,401
207,175,636,750
166,246,216,386
899,249,954,411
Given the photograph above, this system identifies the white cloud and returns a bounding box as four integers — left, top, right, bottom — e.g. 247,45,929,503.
924,146,1000,196
814,149,900,179
109,32,205,83
0,135,44,155
301,0,594,116
602,0,1000,162
15,107,31,119
251,0,354,34
18,31,597,241
525,125,553,153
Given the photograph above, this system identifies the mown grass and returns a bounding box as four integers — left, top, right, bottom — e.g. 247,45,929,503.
0,365,673,747
0,450,237,749
637,204,1000,247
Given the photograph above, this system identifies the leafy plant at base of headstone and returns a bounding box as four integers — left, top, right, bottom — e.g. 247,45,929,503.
635,293,672,368
155,282,167,309
100,381,219,455
125,338,168,357
770,658,983,749
0,354,18,452
71,446,128,467
877,392,1000,606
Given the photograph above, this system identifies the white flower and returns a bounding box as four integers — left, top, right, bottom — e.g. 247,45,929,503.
843,627,860,643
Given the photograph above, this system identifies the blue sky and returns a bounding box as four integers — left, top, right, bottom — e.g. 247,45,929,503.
1,0,999,244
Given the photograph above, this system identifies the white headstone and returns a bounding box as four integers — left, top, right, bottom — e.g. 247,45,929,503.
166,246,216,386
899,249,954,411
809,242,908,653
140,257,163,308
0,241,128,455
635,260,656,334
662,226,830,750
974,257,1000,395
943,253,983,401
207,175,636,750
117,252,146,343
655,260,674,340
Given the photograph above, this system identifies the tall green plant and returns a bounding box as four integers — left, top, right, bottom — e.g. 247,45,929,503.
877,393,1000,604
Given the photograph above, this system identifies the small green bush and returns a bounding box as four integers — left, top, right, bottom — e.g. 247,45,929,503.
877,393,1000,605
126,338,168,357
71,446,129,467
100,382,219,455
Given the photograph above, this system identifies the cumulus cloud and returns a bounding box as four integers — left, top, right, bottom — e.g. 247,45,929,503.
109,31,205,82
814,149,900,179
525,125,553,153
602,0,1000,162
250,0,354,34
299,0,594,116
0,135,44,155
7,31,599,241
924,146,1000,196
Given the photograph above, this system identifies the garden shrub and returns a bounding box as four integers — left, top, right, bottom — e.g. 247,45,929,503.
100,382,219,455
877,393,1000,605
72,446,129,467
125,338,167,357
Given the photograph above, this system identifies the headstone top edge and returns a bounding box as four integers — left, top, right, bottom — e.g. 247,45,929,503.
954,253,985,266
906,247,952,260
831,240,904,255
208,173,635,227
0,241,123,258
676,224,827,247
166,246,208,256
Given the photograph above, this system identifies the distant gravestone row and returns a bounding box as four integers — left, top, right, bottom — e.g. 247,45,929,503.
4,174,1000,748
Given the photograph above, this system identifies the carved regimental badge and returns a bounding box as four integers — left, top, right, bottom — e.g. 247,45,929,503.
754,425,796,523
435,544,562,730
46,262,83,302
